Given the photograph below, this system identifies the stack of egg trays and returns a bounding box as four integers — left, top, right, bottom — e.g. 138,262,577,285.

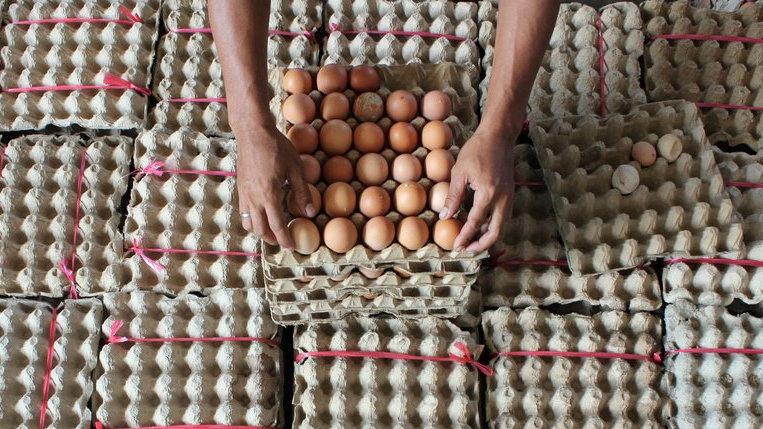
322,0,481,84
483,306,669,427
263,63,485,325
293,315,481,428
663,147,763,305
664,300,763,427
150,0,323,138
0,0,160,131
113,128,262,295
0,298,102,429
477,1,646,118
642,0,763,150
0,134,131,297
530,100,744,275
479,143,663,311
94,289,283,429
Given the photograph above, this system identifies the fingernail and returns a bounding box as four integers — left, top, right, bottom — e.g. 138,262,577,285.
439,208,448,220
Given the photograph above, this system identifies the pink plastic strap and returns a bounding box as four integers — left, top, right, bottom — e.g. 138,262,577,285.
652,34,763,44
695,102,763,111
95,423,279,429
495,349,661,363
0,145,6,178
171,26,316,42
13,5,142,26
295,341,494,376
595,13,607,117
487,250,568,268
56,148,87,298
38,307,59,429
136,160,236,177
329,22,467,41
166,97,227,103
661,347,763,361
3,72,151,96
665,257,763,268
106,320,281,347
128,236,261,274
57,258,79,299
725,180,763,189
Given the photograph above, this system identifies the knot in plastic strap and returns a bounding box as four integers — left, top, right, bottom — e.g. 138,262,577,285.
107,320,128,344
138,160,166,177
449,342,494,377
118,5,143,24
130,237,166,273
103,73,151,96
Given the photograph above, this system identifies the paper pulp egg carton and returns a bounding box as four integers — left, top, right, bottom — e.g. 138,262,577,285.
5,0,159,24
643,0,763,150
663,148,763,305
664,300,763,428
162,0,323,33
483,306,669,428
531,100,744,275
0,297,103,429
293,315,481,428
480,143,663,310
94,289,283,429
0,135,131,297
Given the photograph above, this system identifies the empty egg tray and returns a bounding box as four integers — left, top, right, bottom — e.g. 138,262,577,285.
161,0,323,33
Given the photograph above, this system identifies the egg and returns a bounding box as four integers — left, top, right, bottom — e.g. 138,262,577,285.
394,181,427,215
323,182,357,217
425,149,455,182
428,181,449,213
358,266,384,279
281,69,313,94
359,186,391,217
356,153,389,186
433,218,462,251
299,154,321,184
397,216,429,250
362,216,395,251
389,122,418,153
349,65,380,92
353,122,385,153
392,154,422,183
316,64,348,94
631,141,657,167
611,164,640,195
287,183,321,217
320,92,350,120
657,134,682,162
282,93,315,124
385,90,418,122
319,119,352,155
322,156,354,183
288,218,321,255
323,217,357,253
422,90,452,121
353,92,384,122
421,120,453,150
287,123,318,154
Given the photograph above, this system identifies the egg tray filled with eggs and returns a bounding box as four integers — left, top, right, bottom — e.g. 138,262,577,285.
531,100,745,276
162,0,323,33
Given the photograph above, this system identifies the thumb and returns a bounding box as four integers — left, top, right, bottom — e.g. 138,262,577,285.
440,172,466,220
288,167,317,217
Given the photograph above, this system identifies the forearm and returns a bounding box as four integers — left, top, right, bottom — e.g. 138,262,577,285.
480,0,560,136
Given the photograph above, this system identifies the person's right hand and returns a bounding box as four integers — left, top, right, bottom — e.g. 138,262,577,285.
236,124,317,250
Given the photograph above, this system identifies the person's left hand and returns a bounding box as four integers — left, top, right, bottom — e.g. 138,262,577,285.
440,127,515,252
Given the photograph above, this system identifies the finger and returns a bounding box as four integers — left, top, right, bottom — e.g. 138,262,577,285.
264,201,295,250
239,201,254,233
440,171,467,220
252,209,276,245
452,191,490,251
466,198,508,252
288,166,316,217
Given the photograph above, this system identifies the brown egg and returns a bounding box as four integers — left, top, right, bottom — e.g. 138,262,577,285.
288,218,321,255
353,92,385,122
283,93,316,124
356,153,389,186
323,182,357,218
422,90,452,121
316,64,348,94
389,122,418,153
320,92,350,120
282,69,313,95
397,216,429,250
385,90,418,122
358,266,384,279
421,120,453,150
287,183,321,217
299,154,321,184
319,119,353,155
433,218,462,251
425,149,455,182
287,123,319,154
322,156,354,183
359,186,391,217
353,122,385,153
350,65,381,92
323,217,357,253
392,154,422,183
631,141,657,167
394,181,427,216
362,216,395,251
429,181,449,213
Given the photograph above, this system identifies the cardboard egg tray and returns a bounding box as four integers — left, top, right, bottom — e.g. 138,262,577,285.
0,298,102,429
161,0,323,33
0,2,159,131
5,0,159,23
94,289,283,429
664,300,763,427
0,135,131,297
293,315,481,428
531,100,744,275
642,0,763,150
483,306,669,428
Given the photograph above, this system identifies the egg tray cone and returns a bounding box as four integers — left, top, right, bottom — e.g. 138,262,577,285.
94,289,284,429
0,297,103,429
663,147,763,305
530,100,745,275
0,135,131,297
5,0,159,24
664,300,763,428
292,315,481,428
162,0,323,33
0,3,159,131
482,306,669,428
642,0,763,150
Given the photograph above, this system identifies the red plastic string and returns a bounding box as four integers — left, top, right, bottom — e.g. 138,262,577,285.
494,349,661,363
12,5,143,26
329,22,467,41
595,13,607,117
95,423,279,429
725,180,763,189
135,161,235,177
166,97,227,104
487,250,568,269
170,26,316,42
295,341,494,376
665,257,763,268
651,34,763,44
128,237,261,273
38,307,59,429
59,148,88,299
2,72,151,96
695,102,763,111
106,320,280,347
